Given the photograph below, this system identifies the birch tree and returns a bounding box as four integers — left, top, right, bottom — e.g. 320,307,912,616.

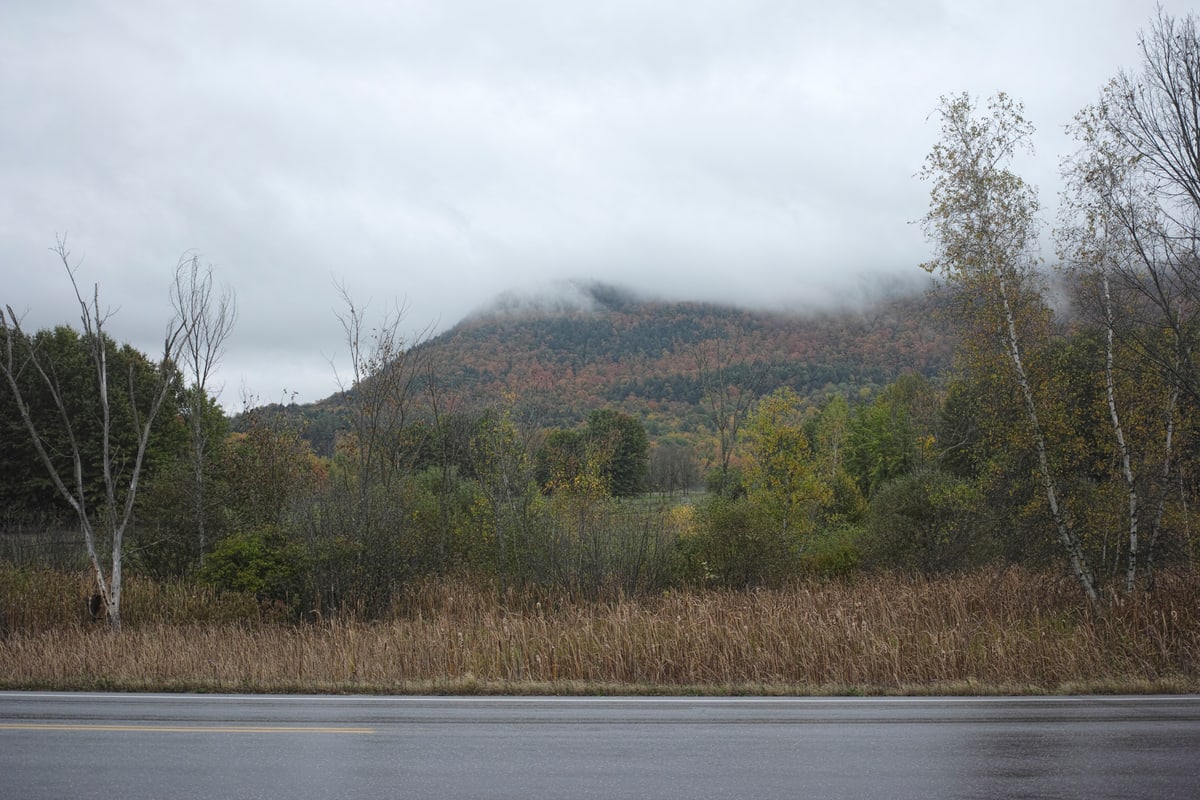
1059,7,1200,589
0,240,185,629
920,93,1100,605
1059,118,1175,594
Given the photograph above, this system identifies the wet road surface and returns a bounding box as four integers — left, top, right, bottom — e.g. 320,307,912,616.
2,692,1198,799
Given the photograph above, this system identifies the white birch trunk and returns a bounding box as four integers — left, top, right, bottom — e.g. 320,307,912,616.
1100,276,1140,593
997,277,1100,606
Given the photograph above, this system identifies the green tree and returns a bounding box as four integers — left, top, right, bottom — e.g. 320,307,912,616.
222,412,325,531
864,467,985,574
468,396,548,583
130,395,228,577
0,326,187,519
845,374,936,499
537,409,649,499
810,394,866,528
742,387,829,542
585,408,649,497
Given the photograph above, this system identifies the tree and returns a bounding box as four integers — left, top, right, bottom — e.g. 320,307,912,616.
741,387,829,542
920,93,1100,605
170,254,236,568
325,286,433,602
688,389,824,588
1060,7,1200,590
864,467,984,574
689,327,770,495
469,396,542,583
537,409,649,499
813,394,852,480
841,374,938,500
332,286,430,500
809,394,867,529
537,428,587,492
585,408,649,497
1091,9,1200,406
223,407,325,531
0,240,185,629
648,435,700,497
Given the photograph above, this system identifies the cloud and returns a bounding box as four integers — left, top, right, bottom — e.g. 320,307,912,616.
0,0,1180,407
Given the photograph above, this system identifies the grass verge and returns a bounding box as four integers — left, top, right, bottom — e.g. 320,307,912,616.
1,567,1196,696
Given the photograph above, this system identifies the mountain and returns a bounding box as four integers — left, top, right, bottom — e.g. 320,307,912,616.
266,280,956,455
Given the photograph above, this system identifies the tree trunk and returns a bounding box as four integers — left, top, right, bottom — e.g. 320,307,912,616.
1100,276,1140,593
998,278,1100,606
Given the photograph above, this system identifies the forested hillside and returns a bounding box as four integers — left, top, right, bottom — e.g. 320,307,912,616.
287,280,955,455
434,281,951,419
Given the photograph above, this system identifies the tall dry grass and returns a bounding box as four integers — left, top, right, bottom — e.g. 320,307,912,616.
1,568,1196,694
0,562,264,634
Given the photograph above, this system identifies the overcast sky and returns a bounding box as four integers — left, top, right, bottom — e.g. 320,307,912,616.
0,0,1185,409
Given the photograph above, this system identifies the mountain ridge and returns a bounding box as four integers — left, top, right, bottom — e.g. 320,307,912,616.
276,280,956,455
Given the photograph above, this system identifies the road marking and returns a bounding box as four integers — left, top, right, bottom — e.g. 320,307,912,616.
0,723,374,734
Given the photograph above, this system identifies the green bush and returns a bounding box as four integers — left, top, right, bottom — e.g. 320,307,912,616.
861,468,987,574
685,496,801,588
199,526,308,609
800,526,863,578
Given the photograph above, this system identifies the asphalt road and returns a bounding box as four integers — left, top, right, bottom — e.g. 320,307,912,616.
2,692,1198,799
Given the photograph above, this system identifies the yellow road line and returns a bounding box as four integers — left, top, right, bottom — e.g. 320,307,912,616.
0,723,374,734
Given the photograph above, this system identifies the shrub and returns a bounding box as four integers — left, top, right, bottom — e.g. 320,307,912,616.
200,526,308,609
861,468,987,574
685,496,801,588
800,526,863,578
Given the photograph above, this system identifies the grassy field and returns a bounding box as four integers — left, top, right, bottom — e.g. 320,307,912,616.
1,565,1197,695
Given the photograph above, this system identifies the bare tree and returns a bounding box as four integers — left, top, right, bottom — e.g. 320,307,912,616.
648,438,700,497
689,326,770,495
1059,7,1200,589
325,285,434,603
170,254,237,567
1092,9,1200,402
0,239,185,629
332,284,431,500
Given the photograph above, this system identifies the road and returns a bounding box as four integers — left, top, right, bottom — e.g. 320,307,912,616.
2,692,1198,799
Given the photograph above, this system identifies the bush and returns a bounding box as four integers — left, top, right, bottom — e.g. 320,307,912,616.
800,526,863,578
514,493,683,598
684,496,801,588
861,468,987,574
200,526,308,610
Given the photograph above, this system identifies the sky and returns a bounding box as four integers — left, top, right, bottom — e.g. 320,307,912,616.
0,0,1187,409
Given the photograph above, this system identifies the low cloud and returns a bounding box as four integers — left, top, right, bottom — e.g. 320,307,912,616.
0,0,1176,407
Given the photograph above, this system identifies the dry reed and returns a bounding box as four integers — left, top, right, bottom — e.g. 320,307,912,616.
1,568,1196,694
